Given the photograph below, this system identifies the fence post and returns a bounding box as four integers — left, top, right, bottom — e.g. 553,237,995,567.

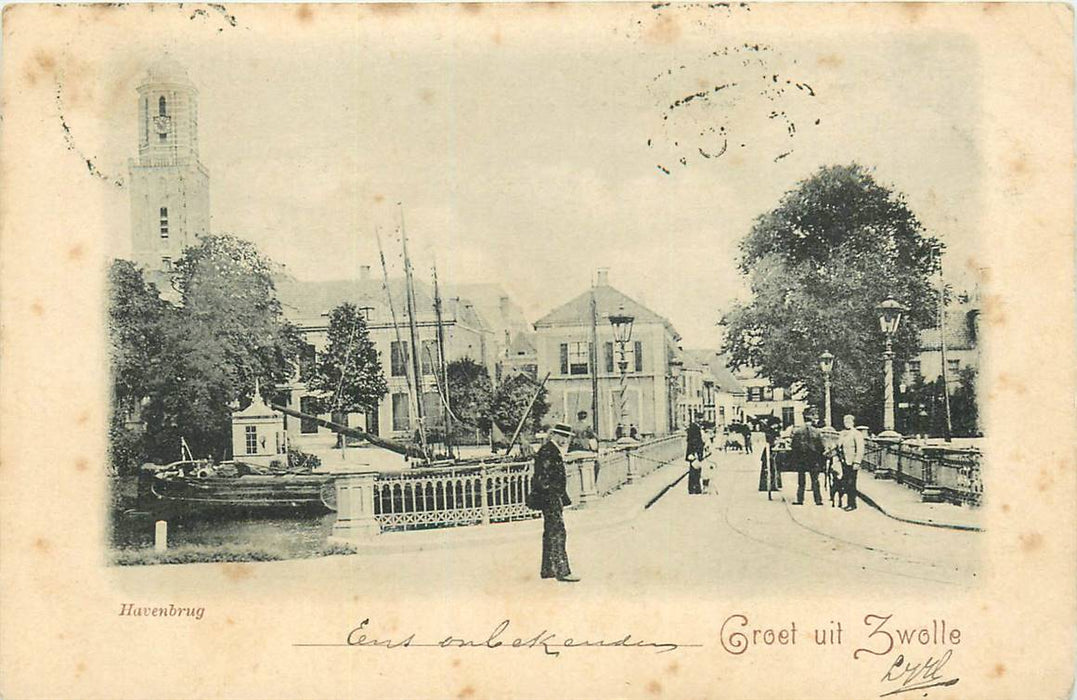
873,436,899,479
329,469,380,544
480,467,490,525
920,446,944,503
576,459,598,507
625,448,637,484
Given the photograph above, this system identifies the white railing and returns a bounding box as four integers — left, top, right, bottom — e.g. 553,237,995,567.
332,433,688,537
373,461,535,532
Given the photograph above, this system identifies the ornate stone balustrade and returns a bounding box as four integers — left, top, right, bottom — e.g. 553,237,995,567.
862,438,982,507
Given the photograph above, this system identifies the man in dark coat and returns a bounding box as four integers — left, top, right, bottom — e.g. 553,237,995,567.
791,408,825,506
686,414,705,462
531,423,579,582
685,414,705,494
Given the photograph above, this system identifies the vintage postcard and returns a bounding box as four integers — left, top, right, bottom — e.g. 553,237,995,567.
0,3,1073,698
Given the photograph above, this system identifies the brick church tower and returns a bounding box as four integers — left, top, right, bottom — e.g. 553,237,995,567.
128,57,210,274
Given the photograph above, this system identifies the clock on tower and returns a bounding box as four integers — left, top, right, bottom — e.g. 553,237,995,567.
128,57,210,275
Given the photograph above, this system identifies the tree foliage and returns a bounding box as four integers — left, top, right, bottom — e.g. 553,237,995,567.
305,303,388,417
446,358,494,431
901,367,980,437
490,374,550,437
108,235,301,466
721,164,941,429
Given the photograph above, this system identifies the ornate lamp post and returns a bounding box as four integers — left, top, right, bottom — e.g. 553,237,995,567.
819,350,834,429
668,356,684,432
609,305,635,441
875,296,907,439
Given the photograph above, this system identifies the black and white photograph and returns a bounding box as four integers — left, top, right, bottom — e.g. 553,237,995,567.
0,3,1073,699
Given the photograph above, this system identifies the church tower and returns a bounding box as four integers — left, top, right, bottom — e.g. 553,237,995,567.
129,57,210,273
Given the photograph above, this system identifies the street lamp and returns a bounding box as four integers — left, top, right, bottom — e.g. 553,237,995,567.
609,305,635,441
875,295,907,438
819,350,834,429
668,356,684,432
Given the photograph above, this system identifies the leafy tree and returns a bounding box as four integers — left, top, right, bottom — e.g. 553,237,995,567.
107,260,171,474
721,164,941,429
305,302,388,430
489,374,549,437
136,235,300,462
446,358,494,432
901,367,980,438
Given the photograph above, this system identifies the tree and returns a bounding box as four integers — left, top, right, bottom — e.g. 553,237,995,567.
490,374,550,438
305,302,388,424
902,368,980,438
107,260,171,473
721,164,941,429
446,358,494,432
137,235,300,462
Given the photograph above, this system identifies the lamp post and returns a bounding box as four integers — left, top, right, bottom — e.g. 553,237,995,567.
819,350,834,429
668,357,684,432
876,296,907,439
609,305,635,442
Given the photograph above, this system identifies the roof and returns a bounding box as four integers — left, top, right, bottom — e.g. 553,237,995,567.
443,283,531,341
143,56,194,87
683,350,745,394
919,309,979,351
533,284,681,340
506,331,538,357
274,274,487,331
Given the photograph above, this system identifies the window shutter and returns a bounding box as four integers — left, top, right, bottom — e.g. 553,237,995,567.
604,342,614,373
634,341,643,372
560,343,569,375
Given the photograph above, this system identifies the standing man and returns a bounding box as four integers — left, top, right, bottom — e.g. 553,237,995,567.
531,423,580,582
791,407,825,506
686,413,705,462
837,414,865,511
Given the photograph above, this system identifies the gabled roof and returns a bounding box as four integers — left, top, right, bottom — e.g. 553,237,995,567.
506,331,538,357
533,284,681,340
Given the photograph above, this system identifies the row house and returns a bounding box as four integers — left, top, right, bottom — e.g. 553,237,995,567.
683,350,747,427
275,270,492,448
533,271,682,439
735,367,807,429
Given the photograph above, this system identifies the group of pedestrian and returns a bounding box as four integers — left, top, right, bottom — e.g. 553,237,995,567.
789,408,864,510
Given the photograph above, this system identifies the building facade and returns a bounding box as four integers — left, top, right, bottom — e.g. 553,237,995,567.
275,274,494,448
533,272,681,439
903,304,981,387
734,368,807,429
128,57,210,276
683,350,746,428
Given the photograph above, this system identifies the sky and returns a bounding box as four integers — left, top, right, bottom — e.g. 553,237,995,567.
87,4,982,347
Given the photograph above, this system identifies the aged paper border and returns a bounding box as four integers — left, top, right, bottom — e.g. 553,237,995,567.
0,3,1073,698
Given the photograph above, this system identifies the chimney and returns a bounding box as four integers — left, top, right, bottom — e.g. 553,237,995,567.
596,268,610,287
359,265,371,281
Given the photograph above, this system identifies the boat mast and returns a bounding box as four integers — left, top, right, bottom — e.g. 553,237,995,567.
399,205,428,457
432,258,454,459
589,276,600,440
375,225,420,454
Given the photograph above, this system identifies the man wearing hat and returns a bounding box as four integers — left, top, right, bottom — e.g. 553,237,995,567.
531,422,580,582
791,407,825,506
